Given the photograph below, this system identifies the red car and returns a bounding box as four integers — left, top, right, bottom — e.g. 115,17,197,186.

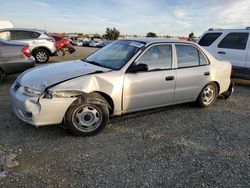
50,34,75,56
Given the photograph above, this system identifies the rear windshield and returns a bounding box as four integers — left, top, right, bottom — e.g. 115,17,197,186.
198,33,222,46
52,35,63,41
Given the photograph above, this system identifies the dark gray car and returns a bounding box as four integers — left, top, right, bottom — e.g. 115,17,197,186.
0,39,35,82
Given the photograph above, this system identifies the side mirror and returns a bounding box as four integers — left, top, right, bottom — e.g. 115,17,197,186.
128,63,148,73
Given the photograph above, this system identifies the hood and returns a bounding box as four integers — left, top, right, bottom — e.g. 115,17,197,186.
17,60,111,91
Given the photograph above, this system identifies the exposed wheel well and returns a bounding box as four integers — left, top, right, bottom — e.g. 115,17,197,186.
213,81,220,94
93,91,114,115
32,47,52,56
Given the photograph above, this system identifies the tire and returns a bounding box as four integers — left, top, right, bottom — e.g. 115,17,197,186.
33,49,50,63
197,82,218,107
64,96,109,136
56,49,65,56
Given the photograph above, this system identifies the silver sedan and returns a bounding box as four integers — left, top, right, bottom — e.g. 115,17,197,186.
10,38,233,136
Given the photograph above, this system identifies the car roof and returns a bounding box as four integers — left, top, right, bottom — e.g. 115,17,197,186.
119,37,196,45
205,28,250,33
0,28,47,33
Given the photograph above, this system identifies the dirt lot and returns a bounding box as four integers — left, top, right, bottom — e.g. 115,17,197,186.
0,46,250,187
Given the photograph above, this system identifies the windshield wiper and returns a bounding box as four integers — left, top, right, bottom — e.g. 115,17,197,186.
81,58,102,66
81,58,113,70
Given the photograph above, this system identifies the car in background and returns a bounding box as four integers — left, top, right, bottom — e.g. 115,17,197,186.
0,28,56,63
0,39,35,82
197,28,250,80
89,40,102,47
75,40,83,46
50,34,75,56
82,40,90,47
101,40,114,47
11,38,233,136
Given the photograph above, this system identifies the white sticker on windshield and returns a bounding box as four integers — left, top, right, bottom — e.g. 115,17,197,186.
129,41,144,48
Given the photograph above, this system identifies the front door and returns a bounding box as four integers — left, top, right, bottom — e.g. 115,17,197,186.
123,44,176,112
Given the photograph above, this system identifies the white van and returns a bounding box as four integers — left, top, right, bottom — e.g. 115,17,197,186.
197,28,250,80
0,20,14,29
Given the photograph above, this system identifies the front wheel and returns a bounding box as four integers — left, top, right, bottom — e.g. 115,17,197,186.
197,83,218,107
56,49,65,56
64,98,109,136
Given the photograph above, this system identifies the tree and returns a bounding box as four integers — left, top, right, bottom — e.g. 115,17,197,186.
103,27,120,40
146,32,157,38
188,32,194,40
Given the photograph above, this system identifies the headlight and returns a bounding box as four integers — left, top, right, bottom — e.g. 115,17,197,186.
19,86,42,97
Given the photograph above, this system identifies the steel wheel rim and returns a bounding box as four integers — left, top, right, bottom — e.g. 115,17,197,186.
36,52,48,62
202,85,215,105
72,105,102,132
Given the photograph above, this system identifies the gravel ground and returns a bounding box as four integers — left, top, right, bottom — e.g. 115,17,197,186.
0,47,250,187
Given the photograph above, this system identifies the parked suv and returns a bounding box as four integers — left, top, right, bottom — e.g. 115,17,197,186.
197,28,250,80
0,28,56,63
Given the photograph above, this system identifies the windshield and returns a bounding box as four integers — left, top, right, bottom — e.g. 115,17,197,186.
85,40,145,70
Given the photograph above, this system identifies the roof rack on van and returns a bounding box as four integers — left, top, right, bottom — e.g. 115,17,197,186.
245,27,250,30
208,28,223,31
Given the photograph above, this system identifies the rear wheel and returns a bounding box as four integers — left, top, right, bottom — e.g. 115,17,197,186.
64,96,109,136
197,83,218,107
33,49,49,63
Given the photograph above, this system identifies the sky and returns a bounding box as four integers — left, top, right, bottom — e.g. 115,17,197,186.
0,0,250,37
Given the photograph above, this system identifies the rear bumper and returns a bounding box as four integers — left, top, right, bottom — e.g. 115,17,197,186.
10,87,77,126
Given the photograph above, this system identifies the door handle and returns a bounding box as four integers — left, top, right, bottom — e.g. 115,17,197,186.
218,51,226,54
204,72,210,76
165,76,175,81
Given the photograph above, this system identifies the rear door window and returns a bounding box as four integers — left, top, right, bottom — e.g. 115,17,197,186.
11,31,40,40
198,33,222,46
176,45,208,68
218,32,249,50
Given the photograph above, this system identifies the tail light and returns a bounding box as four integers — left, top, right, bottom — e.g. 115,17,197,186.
21,46,31,57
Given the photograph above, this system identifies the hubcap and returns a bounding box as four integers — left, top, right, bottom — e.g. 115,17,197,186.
72,105,102,132
36,51,48,62
202,85,215,105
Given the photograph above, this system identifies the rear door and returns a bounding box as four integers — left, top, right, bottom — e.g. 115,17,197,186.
123,44,176,112
215,32,249,75
174,44,210,102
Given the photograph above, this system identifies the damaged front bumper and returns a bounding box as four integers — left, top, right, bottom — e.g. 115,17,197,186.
10,87,77,127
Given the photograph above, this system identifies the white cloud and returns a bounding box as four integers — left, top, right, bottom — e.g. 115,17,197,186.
173,9,187,18
216,0,250,27
35,1,50,8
